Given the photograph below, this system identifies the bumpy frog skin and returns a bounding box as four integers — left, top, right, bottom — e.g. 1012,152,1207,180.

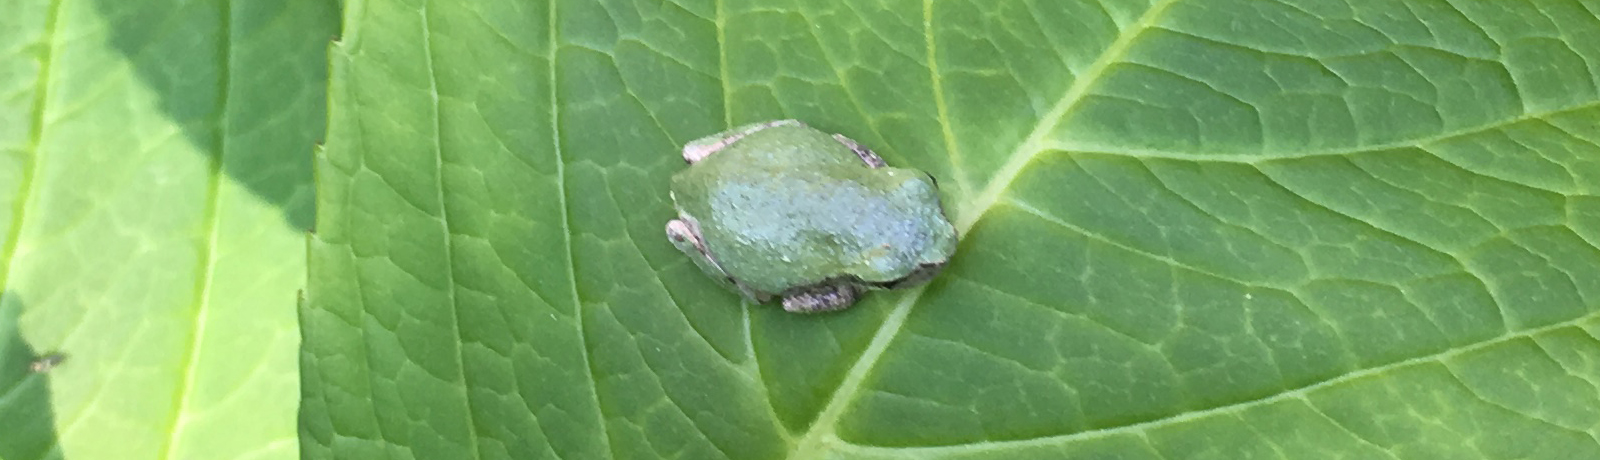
665,120,958,313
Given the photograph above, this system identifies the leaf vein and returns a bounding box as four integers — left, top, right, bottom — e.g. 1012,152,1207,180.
846,311,1600,456
785,1,1186,457
715,0,731,128
548,0,616,457
1298,396,1405,459
1003,198,1282,290
1439,359,1600,444
1051,100,1600,163
156,0,234,456
419,3,484,458
1250,161,1513,333
952,0,1183,232
0,0,62,300
923,0,968,194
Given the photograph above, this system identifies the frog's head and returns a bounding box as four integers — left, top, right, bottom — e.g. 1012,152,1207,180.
851,170,959,290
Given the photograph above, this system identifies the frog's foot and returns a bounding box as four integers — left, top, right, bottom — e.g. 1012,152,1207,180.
781,284,860,313
682,119,804,164
830,134,886,168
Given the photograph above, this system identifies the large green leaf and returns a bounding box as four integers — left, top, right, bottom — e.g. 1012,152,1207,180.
0,0,336,459
301,0,1600,458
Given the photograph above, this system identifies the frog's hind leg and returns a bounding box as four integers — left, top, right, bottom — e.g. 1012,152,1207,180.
682,119,804,163
830,134,887,168
781,284,860,313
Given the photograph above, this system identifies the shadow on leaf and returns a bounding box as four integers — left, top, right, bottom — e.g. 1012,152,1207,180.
83,0,339,231
0,292,61,460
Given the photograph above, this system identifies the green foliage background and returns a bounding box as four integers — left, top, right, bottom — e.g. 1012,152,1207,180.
5,0,1600,459
0,0,336,458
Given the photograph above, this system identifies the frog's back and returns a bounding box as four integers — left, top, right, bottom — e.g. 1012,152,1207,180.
673,159,952,295
719,124,860,169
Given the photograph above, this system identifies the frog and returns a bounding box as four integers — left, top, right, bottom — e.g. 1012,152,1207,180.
665,119,959,313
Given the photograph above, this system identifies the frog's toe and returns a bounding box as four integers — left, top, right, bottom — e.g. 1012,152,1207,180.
781,284,860,313
681,142,719,164
665,219,690,240
665,220,703,250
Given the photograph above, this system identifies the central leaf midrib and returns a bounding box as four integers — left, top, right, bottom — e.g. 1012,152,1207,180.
783,0,1186,457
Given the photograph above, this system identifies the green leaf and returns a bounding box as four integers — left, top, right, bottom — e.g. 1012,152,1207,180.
0,0,337,459
301,0,1600,458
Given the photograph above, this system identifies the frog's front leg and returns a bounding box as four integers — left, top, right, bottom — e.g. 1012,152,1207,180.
830,134,886,168
781,284,860,313
665,219,711,262
681,119,804,163
666,218,731,282
667,218,772,304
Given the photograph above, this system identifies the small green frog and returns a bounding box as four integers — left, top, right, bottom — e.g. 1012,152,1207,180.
666,119,958,313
